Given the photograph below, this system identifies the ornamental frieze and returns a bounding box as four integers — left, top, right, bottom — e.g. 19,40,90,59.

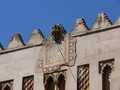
36,24,76,73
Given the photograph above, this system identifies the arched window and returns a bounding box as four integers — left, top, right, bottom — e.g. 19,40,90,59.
58,74,65,90
102,65,111,90
4,85,10,90
45,76,55,90
99,59,114,90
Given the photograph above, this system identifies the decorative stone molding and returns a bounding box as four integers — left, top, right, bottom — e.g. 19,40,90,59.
36,24,76,73
7,34,24,49
114,17,120,25
48,24,67,41
27,29,45,45
71,18,89,35
44,71,66,86
99,59,114,74
0,43,4,51
92,13,112,30
0,80,13,90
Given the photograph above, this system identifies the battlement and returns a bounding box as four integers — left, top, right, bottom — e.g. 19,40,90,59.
0,13,120,52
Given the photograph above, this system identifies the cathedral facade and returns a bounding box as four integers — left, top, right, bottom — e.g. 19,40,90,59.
0,13,120,90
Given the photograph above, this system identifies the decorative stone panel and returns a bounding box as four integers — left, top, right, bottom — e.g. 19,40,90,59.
99,59,114,74
37,24,76,73
0,80,13,90
22,75,34,90
77,64,89,90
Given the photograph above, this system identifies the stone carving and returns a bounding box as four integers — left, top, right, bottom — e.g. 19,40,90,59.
37,24,76,73
27,29,45,45
44,71,66,89
71,18,88,35
7,34,24,49
0,80,13,90
99,59,114,73
92,13,112,29
0,43,4,51
114,17,120,25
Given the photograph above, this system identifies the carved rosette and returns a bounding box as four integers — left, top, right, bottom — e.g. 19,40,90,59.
36,24,76,73
99,59,114,74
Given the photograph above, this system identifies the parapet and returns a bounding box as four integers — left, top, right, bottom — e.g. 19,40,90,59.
70,13,120,36
0,13,120,52
26,29,45,45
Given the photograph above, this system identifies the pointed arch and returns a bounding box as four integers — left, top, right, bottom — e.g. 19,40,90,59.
58,74,65,90
45,76,55,90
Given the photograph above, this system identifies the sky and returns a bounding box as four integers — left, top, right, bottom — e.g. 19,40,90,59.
0,0,120,48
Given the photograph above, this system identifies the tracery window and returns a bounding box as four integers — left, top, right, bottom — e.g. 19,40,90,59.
0,80,13,90
44,71,66,90
77,64,89,90
22,75,34,90
99,59,114,90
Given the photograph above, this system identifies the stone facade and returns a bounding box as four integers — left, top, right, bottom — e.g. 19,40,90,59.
0,13,120,90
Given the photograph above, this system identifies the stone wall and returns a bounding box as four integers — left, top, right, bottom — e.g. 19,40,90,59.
0,13,120,90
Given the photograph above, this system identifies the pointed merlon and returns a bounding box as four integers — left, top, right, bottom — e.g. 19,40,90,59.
114,17,120,25
70,18,89,35
7,34,24,49
92,13,112,30
0,43,4,51
26,29,45,45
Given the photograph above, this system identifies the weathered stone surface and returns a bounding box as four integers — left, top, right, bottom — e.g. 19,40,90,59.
92,13,112,29
114,17,120,25
0,43,4,51
71,18,88,35
27,29,45,45
7,34,24,49
37,24,76,73
1,13,120,90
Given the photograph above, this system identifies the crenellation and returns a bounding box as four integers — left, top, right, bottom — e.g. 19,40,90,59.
0,13,120,51
26,29,45,45
70,18,89,36
91,13,112,30
7,34,24,49
0,13,120,90
114,17,120,25
0,43,4,51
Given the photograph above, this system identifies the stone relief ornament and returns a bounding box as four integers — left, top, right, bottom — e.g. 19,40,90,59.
92,13,112,29
99,59,114,74
37,24,76,73
71,18,89,36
